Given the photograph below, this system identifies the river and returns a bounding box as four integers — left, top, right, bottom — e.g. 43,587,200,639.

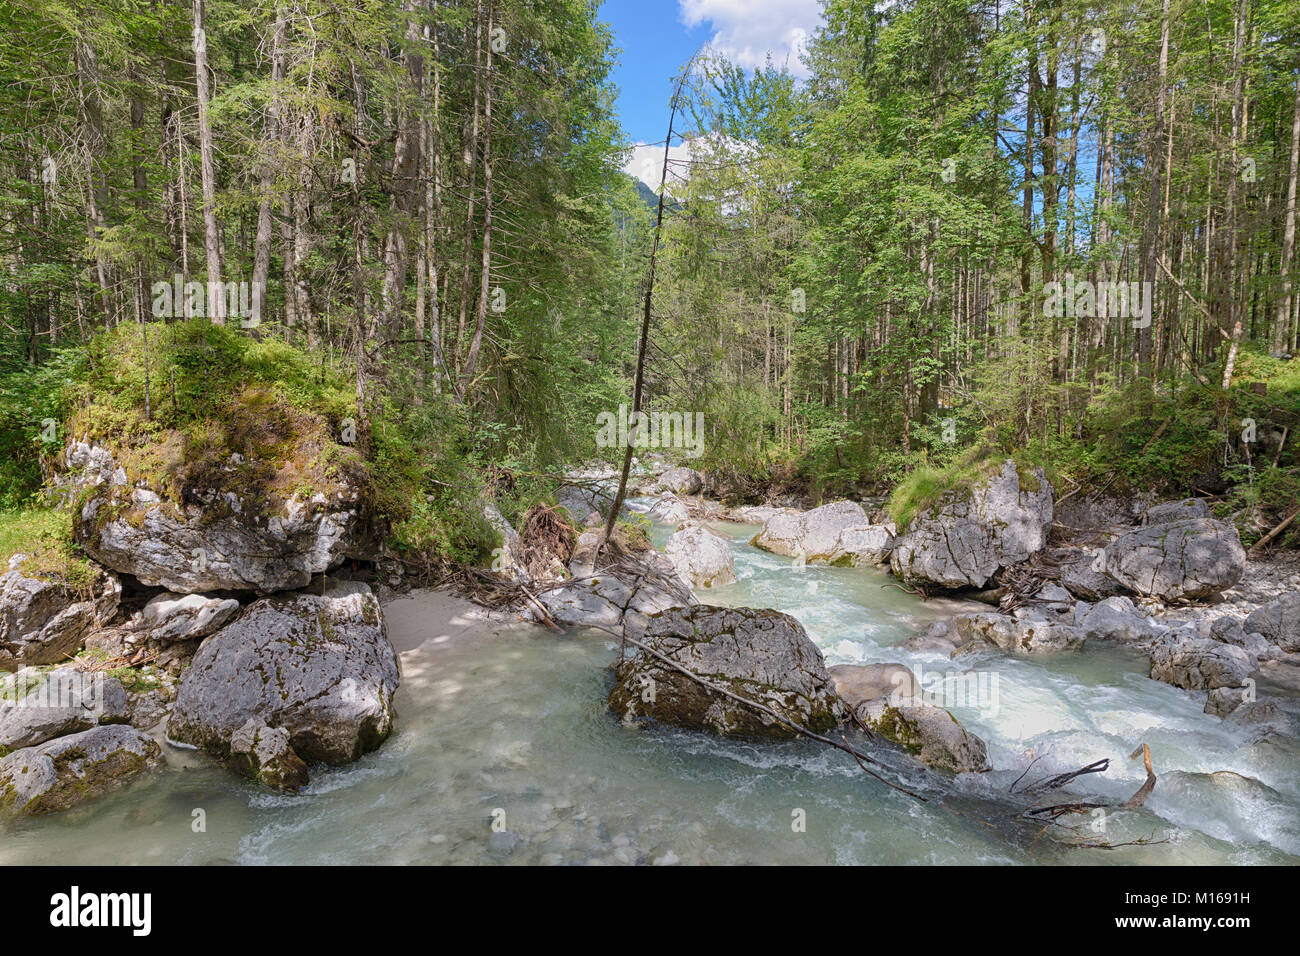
3,511,1298,864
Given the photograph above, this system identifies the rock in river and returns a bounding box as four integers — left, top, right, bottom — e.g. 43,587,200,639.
889,460,1054,590
0,724,161,815
609,605,844,739
751,500,886,564
656,467,703,496
0,666,130,752
167,580,399,778
1101,518,1246,602
664,524,736,589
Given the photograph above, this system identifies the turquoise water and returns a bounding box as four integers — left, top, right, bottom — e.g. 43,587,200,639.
2,514,1297,865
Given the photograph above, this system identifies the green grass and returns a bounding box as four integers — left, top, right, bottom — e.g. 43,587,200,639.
885,449,1006,531
0,508,94,590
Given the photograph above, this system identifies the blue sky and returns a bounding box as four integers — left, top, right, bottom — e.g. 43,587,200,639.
600,0,824,184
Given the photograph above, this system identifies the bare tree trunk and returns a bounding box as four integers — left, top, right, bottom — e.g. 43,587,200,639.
1275,72,1300,356
600,51,699,555
252,5,288,327
75,37,112,325
1139,0,1170,380
1221,0,1251,389
461,1,495,393
193,0,224,323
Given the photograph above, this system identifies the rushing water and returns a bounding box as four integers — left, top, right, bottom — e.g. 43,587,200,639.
3,510,1299,865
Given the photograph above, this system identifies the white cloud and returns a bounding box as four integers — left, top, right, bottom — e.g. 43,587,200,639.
621,134,753,193
622,141,694,193
678,0,821,77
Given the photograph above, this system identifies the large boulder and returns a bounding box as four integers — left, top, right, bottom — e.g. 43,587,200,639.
656,467,703,496
0,667,130,752
1101,518,1246,602
828,525,895,567
664,525,736,590
734,505,796,525
1148,633,1256,690
1059,550,1126,601
0,556,120,671
0,724,161,815
646,493,690,526
167,580,399,775
751,500,875,563
138,592,241,644
828,665,988,773
608,605,844,739
889,460,1054,589
1076,597,1165,649
1142,498,1210,525
75,482,370,595
1244,592,1300,653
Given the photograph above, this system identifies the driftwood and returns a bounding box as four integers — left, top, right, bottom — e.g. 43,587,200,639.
1249,504,1300,555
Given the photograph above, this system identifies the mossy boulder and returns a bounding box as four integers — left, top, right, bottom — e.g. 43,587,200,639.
856,700,989,774
0,724,161,815
167,581,398,783
72,457,375,594
0,555,120,671
609,605,845,739
889,459,1054,590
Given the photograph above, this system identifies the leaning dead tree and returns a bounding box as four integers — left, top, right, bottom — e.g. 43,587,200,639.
599,50,701,558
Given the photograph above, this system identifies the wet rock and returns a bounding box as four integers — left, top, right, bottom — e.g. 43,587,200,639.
901,620,963,655
752,500,873,563
543,539,695,632
167,580,399,771
1102,518,1246,602
951,610,1084,655
1142,498,1210,525
0,724,161,815
1149,633,1256,690
0,667,129,751
828,525,895,567
664,525,736,589
656,467,703,496
1076,597,1164,648
889,460,1054,590
139,592,241,643
1243,592,1300,653
609,605,844,739
646,493,690,526
828,663,920,706
0,557,121,671
227,718,309,791
856,699,989,774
